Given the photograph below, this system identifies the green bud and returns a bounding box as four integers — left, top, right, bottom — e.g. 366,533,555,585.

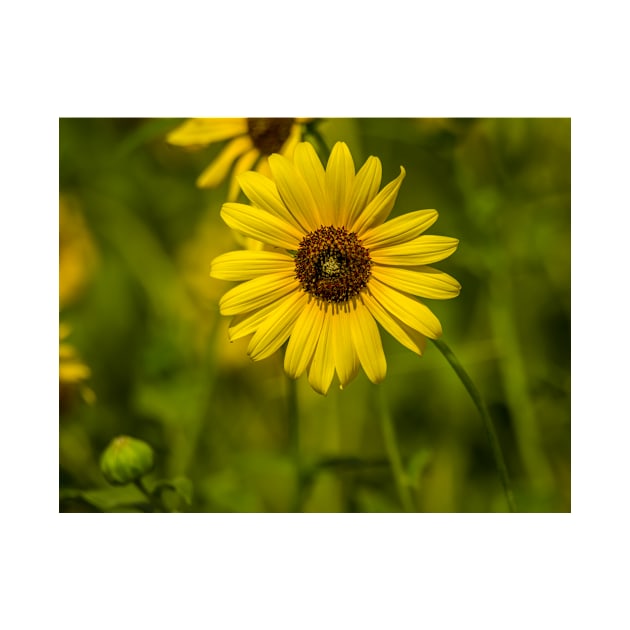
100,436,155,485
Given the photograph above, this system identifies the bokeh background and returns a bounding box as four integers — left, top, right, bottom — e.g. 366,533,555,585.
59,118,570,512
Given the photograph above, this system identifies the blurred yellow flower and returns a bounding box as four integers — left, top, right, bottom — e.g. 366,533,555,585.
59,323,95,408
210,141,461,395
167,118,310,200
59,195,98,309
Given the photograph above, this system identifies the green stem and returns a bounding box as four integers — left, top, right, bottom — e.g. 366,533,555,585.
431,338,517,512
487,270,553,492
287,376,304,512
134,477,160,512
305,122,330,160
377,386,415,513
185,314,222,476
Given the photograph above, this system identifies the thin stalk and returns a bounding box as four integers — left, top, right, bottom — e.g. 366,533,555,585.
305,123,330,160
134,478,161,512
185,315,222,476
431,338,517,512
487,271,553,493
377,385,415,513
287,376,304,512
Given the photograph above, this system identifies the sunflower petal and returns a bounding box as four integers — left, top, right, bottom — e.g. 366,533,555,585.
361,291,427,356
293,142,329,224
227,148,259,201
279,123,303,159
219,272,299,316
351,167,406,235
247,292,306,361
349,300,387,384
371,265,461,300
268,153,320,231
325,142,355,226
228,300,283,342
256,159,273,179
211,251,294,281
346,156,382,229
166,118,247,146
237,171,303,232
361,209,438,249
332,304,360,389
370,235,459,266
196,136,252,188
221,203,303,250
284,298,324,379
368,278,442,339
307,307,336,395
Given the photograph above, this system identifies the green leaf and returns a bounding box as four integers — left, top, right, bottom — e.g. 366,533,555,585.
151,476,193,506
60,485,149,512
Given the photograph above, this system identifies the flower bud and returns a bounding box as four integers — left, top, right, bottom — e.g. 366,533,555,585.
100,436,155,485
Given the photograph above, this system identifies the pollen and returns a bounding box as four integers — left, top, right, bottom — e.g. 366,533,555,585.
294,226,372,303
247,118,295,155
322,257,342,277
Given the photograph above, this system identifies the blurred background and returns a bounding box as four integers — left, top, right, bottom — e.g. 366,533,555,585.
59,118,570,512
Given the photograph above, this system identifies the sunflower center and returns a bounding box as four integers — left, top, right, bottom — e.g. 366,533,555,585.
247,118,295,155
295,226,372,303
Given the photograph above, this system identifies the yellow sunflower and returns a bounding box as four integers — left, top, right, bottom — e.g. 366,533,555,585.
59,194,98,309
167,118,309,200
210,141,461,395
59,323,95,408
